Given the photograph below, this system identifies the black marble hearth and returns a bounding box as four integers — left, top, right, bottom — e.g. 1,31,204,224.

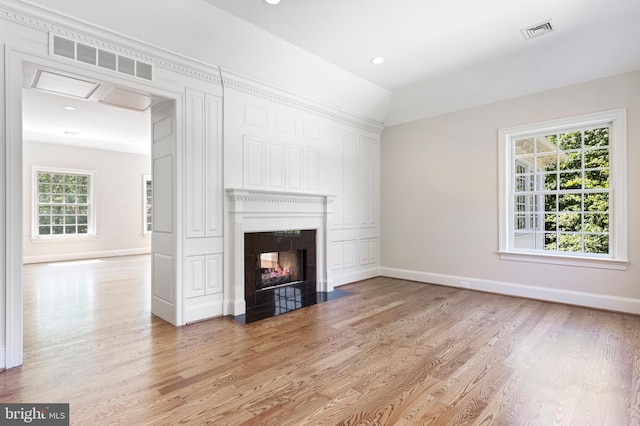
234,288,351,324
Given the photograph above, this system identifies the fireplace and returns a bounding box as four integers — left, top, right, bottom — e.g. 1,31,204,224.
225,189,336,320
244,230,317,322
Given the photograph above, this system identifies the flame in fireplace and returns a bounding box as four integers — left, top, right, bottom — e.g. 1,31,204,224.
259,251,302,289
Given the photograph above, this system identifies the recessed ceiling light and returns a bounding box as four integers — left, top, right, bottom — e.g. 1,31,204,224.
371,57,385,65
264,0,280,4
33,70,99,99
64,106,75,111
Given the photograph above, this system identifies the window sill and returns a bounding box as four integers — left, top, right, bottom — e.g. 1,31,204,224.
31,235,97,243
498,251,628,270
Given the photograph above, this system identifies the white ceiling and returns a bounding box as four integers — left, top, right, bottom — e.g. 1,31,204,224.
22,65,153,155
19,0,640,150
204,0,640,124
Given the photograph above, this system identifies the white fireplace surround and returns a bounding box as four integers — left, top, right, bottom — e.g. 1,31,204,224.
225,189,335,316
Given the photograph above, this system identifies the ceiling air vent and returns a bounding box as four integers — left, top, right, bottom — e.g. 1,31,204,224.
50,35,153,81
521,21,553,40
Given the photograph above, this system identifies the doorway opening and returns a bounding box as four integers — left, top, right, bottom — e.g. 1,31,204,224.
12,58,176,368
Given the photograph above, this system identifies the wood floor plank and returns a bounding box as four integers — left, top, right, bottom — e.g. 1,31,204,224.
2,255,640,425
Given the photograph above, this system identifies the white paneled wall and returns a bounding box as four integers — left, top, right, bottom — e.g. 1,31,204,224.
359,136,380,228
330,128,381,285
239,106,323,193
183,88,224,323
223,74,381,290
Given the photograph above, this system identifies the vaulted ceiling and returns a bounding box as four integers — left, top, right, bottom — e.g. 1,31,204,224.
204,0,640,125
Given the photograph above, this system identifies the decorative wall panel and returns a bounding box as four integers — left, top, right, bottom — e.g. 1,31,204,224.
303,148,320,192
153,253,174,303
244,103,268,128
331,130,358,229
359,136,379,228
186,89,206,237
152,155,173,233
303,120,320,140
185,255,205,298
359,238,379,266
205,254,223,295
243,136,265,189
153,115,172,142
286,145,303,191
205,95,223,237
332,240,357,270
276,113,296,135
266,142,285,191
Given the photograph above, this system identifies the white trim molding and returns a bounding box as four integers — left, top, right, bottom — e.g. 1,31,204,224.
380,267,640,315
23,247,151,265
333,267,381,287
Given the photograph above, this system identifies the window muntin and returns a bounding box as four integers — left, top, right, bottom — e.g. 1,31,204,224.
498,109,627,270
34,169,95,238
512,126,610,255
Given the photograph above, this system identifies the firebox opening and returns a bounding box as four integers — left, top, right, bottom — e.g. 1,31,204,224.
257,249,306,290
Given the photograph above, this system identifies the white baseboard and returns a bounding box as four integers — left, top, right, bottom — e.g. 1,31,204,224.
333,267,380,288
380,267,640,315
184,303,223,324
0,346,5,371
23,248,151,264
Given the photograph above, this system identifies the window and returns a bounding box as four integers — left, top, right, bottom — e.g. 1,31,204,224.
498,109,628,270
33,168,95,238
143,174,152,234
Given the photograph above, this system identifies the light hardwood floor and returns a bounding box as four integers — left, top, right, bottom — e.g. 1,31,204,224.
2,255,639,425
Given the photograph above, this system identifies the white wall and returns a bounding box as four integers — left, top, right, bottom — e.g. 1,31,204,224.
380,70,640,311
23,141,151,263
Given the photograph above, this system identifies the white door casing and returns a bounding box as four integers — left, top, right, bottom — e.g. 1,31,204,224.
3,45,187,368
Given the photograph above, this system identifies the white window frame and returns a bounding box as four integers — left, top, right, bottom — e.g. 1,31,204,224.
32,166,97,240
143,174,152,235
498,109,628,270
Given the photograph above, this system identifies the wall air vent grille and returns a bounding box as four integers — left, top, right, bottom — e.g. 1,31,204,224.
98,50,117,71
76,43,97,65
521,21,553,40
136,62,153,80
118,56,136,76
50,34,153,81
53,36,75,59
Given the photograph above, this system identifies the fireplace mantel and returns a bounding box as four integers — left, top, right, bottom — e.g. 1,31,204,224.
225,188,335,316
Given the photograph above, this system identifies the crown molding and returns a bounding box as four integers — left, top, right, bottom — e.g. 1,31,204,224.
220,69,384,134
0,1,222,85
226,188,335,207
